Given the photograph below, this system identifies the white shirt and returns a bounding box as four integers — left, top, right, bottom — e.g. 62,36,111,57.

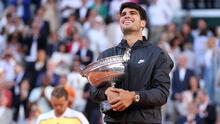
36,108,89,124
179,68,186,82
29,86,54,113
67,72,87,112
148,1,173,26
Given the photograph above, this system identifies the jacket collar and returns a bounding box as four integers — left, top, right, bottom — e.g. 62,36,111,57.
117,36,151,49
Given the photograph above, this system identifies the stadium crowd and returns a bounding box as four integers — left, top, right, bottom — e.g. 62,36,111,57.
0,0,219,124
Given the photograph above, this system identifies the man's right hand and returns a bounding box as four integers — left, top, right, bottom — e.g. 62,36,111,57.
105,87,119,102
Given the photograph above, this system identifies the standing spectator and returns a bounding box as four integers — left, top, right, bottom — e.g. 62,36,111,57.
182,43,196,71
75,37,94,66
148,0,173,44
43,0,60,32
192,19,213,77
23,17,48,68
204,37,218,103
75,0,91,23
171,54,195,123
171,54,195,101
181,23,194,45
12,79,30,124
26,49,47,89
47,32,60,57
11,64,30,122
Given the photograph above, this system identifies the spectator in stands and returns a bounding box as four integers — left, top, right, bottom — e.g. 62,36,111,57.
0,89,13,124
148,0,173,43
25,104,41,124
204,37,219,103
51,42,72,75
67,59,87,112
182,43,196,71
0,52,16,81
12,79,30,124
75,0,91,23
29,74,54,113
90,0,108,20
43,0,60,32
47,32,60,57
196,89,217,124
171,54,195,101
58,13,83,40
27,49,47,88
87,15,109,59
192,19,213,77
76,37,94,66
179,102,203,124
6,32,23,62
35,59,60,87
59,74,76,108
66,31,81,58
167,22,180,45
180,23,194,48
171,54,195,123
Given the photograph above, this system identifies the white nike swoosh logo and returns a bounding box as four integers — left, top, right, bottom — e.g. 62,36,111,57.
138,59,145,64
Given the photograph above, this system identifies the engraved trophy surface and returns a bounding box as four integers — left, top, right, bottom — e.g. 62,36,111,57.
80,49,130,114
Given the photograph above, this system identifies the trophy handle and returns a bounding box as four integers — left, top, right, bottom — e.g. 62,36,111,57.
110,81,116,88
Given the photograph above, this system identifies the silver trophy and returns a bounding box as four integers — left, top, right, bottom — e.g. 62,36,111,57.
80,49,131,114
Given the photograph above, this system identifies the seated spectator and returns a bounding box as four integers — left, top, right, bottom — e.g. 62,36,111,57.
25,104,42,124
67,60,87,112
51,42,72,75
196,89,217,124
0,89,13,124
35,59,60,87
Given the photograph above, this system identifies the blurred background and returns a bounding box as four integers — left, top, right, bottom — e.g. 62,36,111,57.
0,0,220,124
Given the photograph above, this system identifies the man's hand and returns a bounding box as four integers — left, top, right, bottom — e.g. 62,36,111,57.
105,87,119,101
108,88,135,112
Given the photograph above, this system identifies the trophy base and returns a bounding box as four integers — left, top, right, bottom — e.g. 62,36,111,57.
100,100,114,115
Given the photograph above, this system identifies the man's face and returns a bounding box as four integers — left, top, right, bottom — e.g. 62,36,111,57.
51,96,68,116
119,8,146,34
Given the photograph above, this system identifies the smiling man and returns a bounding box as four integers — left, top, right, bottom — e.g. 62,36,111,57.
36,86,89,124
90,2,174,124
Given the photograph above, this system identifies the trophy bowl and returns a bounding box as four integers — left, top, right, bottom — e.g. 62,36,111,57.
80,55,127,87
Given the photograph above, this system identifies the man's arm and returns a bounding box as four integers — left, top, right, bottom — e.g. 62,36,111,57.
136,51,174,107
109,51,174,111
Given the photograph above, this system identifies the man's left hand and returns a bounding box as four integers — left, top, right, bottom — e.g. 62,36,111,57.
109,88,135,112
